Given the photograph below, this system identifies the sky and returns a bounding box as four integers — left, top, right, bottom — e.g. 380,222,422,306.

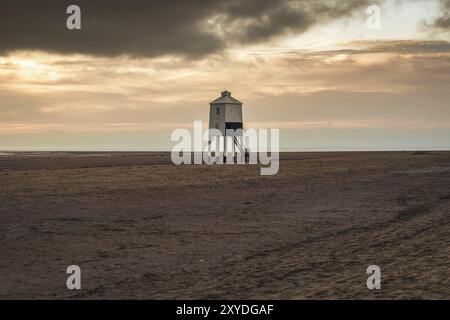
1,0,450,151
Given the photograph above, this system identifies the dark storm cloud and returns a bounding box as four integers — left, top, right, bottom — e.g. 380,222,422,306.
0,0,370,58
434,0,450,29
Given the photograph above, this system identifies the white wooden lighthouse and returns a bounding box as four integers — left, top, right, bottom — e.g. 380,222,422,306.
209,90,247,160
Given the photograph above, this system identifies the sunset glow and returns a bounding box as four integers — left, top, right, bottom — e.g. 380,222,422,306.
1,0,450,150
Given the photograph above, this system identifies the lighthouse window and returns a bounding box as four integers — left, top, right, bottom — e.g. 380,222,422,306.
216,107,220,116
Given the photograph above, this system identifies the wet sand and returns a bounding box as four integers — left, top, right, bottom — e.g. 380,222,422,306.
0,151,449,299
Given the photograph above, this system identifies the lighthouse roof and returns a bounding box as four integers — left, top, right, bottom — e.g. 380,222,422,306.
210,90,243,105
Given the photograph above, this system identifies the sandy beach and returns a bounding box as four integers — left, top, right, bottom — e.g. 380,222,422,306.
0,151,449,299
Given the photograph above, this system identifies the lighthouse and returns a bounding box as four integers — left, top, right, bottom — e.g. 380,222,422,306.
209,90,247,161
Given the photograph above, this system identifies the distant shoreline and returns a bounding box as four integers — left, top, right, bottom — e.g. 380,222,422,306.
1,149,450,154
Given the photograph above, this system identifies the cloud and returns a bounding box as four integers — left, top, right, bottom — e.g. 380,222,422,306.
0,0,372,58
2,39,450,128
434,0,450,29
310,40,450,56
